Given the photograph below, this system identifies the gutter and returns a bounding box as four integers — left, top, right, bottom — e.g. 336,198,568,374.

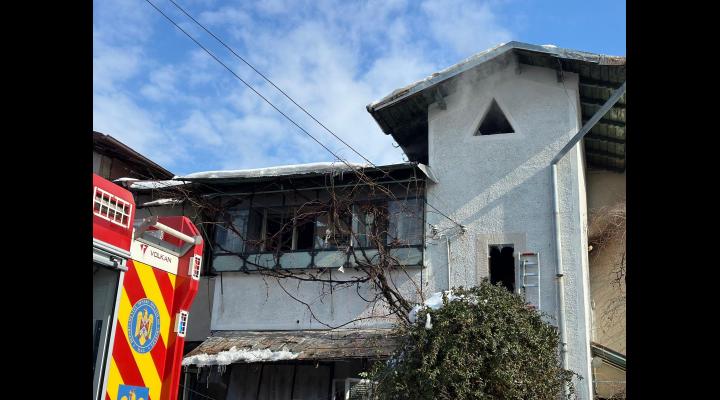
551,82,625,373
591,342,626,371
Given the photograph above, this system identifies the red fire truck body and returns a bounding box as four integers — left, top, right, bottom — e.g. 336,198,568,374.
93,174,203,400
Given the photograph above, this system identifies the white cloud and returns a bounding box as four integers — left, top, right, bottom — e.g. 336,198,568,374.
93,0,514,173
140,65,180,102
420,0,512,56
178,110,223,145
93,92,187,168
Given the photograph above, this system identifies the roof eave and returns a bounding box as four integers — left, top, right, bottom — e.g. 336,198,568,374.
366,41,625,114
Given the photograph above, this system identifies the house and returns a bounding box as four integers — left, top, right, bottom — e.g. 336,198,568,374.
130,161,430,399
129,41,626,400
93,130,174,181
366,41,625,399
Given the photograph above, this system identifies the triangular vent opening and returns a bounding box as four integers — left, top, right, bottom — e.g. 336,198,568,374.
476,99,514,135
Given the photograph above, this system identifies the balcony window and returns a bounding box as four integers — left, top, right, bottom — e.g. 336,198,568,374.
387,199,424,246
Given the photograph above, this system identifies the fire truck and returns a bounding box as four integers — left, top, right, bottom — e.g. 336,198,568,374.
93,174,203,400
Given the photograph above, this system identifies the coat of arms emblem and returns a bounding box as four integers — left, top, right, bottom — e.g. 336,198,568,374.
128,298,160,353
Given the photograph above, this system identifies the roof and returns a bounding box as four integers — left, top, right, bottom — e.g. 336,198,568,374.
176,161,366,181
183,329,399,365
127,161,432,196
366,41,626,171
93,131,174,179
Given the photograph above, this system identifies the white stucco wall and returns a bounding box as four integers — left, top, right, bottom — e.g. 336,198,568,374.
210,270,418,330
423,59,592,399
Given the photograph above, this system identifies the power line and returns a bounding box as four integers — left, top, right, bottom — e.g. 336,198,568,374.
143,0,464,230
166,0,377,169
143,0,347,166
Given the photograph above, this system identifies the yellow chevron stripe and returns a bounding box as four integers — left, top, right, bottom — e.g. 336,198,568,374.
106,357,123,400
133,261,172,347
119,289,162,400
168,272,176,288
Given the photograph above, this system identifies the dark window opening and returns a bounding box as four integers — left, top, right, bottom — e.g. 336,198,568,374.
295,213,316,251
489,244,515,291
476,99,514,135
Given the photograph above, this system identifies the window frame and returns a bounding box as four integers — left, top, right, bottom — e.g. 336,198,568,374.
212,196,426,256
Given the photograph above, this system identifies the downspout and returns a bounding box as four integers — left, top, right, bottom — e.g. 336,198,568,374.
446,235,451,290
551,81,626,372
551,164,569,368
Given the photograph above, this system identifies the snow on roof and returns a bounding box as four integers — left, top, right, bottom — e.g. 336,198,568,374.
129,180,190,190
175,161,367,180
182,346,299,367
139,198,184,207
367,42,508,109
367,41,625,112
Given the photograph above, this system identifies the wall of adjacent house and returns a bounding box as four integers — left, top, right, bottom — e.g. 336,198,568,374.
587,170,626,355
186,276,215,342
593,361,626,399
423,58,593,399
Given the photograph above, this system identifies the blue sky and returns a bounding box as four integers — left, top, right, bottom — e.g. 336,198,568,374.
93,0,625,176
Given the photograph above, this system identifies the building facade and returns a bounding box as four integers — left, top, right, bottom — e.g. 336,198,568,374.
128,42,626,400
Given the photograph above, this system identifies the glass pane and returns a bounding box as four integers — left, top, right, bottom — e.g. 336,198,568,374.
387,199,423,246
214,209,249,254
355,202,388,248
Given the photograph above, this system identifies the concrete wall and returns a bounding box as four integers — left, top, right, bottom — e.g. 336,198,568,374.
587,171,626,355
423,59,593,399
186,276,215,342
593,361,626,399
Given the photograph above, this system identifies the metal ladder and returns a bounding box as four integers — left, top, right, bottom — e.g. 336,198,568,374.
518,252,540,310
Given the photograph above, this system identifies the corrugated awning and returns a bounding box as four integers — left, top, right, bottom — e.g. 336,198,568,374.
184,329,399,366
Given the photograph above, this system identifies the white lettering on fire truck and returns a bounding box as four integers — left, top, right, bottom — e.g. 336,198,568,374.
131,240,179,275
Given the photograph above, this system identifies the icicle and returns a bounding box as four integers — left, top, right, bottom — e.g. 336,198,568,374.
425,313,433,330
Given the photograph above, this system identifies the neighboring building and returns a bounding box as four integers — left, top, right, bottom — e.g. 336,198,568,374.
130,41,626,400
93,130,174,181
587,170,626,399
130,162,429,399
